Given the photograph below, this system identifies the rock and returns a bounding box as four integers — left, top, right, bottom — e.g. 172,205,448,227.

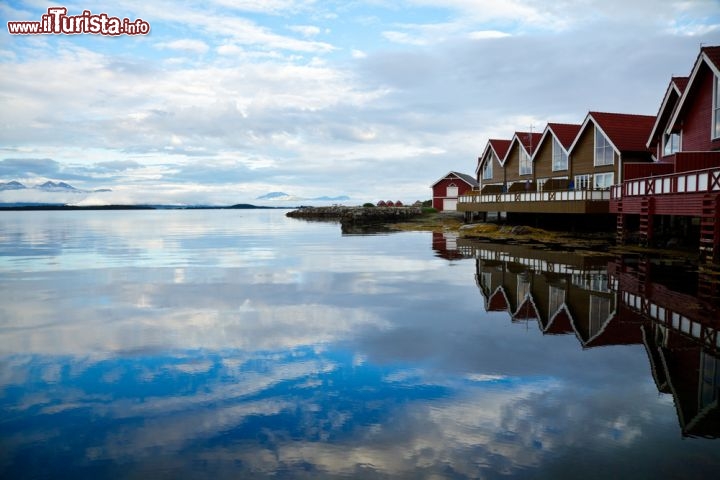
286,206,424,225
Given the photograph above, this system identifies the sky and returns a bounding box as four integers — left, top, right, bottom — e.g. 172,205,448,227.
1,0,719,206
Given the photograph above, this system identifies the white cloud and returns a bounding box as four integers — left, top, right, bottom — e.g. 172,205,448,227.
287,24,322,37
155,39,210,54
0,1,718,205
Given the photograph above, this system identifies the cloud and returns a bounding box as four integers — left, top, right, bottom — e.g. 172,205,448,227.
287,24,322,37
0,1,718,205
155,39,210,54
0,158,60,178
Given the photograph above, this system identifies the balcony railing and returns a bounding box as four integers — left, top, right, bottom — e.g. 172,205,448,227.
611,166,720,199
458,189,610,204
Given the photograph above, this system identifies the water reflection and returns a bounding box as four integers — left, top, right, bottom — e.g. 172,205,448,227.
1,211,719,479
462,238,720,439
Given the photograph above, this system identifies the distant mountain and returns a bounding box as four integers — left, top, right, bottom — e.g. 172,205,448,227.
256,191,290,200
0,180,111,194
256,192,350,202
312,195,350,201
0,181,27,191
36,181,79,192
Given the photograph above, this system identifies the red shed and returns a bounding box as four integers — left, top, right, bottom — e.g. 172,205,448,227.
431,171,479,211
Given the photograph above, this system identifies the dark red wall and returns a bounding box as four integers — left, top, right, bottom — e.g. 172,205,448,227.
432,177,473,210
680,65,720,153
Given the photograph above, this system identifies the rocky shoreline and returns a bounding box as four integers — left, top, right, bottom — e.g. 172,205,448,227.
286,205,424,224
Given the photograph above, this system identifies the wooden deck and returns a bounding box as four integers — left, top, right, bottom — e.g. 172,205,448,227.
457,190,610,214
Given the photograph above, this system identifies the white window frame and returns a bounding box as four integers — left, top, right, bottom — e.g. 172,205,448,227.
594,127,614,166
446,183,458,197
589,294,612,336
552,137,568,171
519,148,532,175
574,174,592,190
713,74,720,139
482,156,493,180
548,284,566,315
594,172,614,190
663,132,681,156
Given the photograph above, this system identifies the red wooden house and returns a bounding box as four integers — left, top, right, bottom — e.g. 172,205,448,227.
611,46,720,261
431,171,478,211
502,131,543,192
476,139,511,192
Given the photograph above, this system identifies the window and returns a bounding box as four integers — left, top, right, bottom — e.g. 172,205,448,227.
552,137,568,171
574,174,592,190
446,183,458,197
519,148,532,175
714,75,720,139
482,157,493,180
663,132,680,156
517,272,531,306
589,294,612,336
594,127,614,166
548,285,566,315
594,172,614,190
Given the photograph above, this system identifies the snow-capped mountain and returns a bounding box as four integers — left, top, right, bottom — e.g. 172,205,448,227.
0,181,26,191
256,191,350,202
36,181,79,192
0,180,111,193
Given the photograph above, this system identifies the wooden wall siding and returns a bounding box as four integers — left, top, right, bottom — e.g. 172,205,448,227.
624,162,675,180
533,138,555,179
479,150,504,186
504,143,533,184
433,176,474,209
572,124,618,178
680,65,717,152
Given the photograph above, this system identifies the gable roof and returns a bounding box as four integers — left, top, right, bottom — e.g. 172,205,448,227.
568,111,656,155
431,171,479,188
477,139,511,175
488,139,511,159
501,131,542,166
647,76,689,149
667,45,720,134
533,123,581,161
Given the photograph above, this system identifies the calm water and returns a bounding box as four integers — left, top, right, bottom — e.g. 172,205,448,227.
1,209,718,479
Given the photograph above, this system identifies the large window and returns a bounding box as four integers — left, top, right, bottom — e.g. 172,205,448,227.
574,174,592,190
548,285,566,315
714,75,720,139
482,157,493,180
446,183,458,197
589,294,612,337
594,172,614,190
594,127,614,166
552,137,568,171
663,132,680,156
519,148,532,175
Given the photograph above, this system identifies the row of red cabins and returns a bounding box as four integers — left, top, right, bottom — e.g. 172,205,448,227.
376,200,404,207
432,45,720,263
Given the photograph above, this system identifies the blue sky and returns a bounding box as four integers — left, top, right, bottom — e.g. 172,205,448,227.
1,0,719,205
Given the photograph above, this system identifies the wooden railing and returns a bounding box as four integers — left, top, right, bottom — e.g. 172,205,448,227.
458,189,610,204
611,166,720,199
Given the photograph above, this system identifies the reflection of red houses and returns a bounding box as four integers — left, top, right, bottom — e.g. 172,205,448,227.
431,232,470,260
609,257,720,437
431,171,479,211
467,239,720,437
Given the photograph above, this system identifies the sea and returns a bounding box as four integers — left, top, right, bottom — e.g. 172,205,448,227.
1,209,718,479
